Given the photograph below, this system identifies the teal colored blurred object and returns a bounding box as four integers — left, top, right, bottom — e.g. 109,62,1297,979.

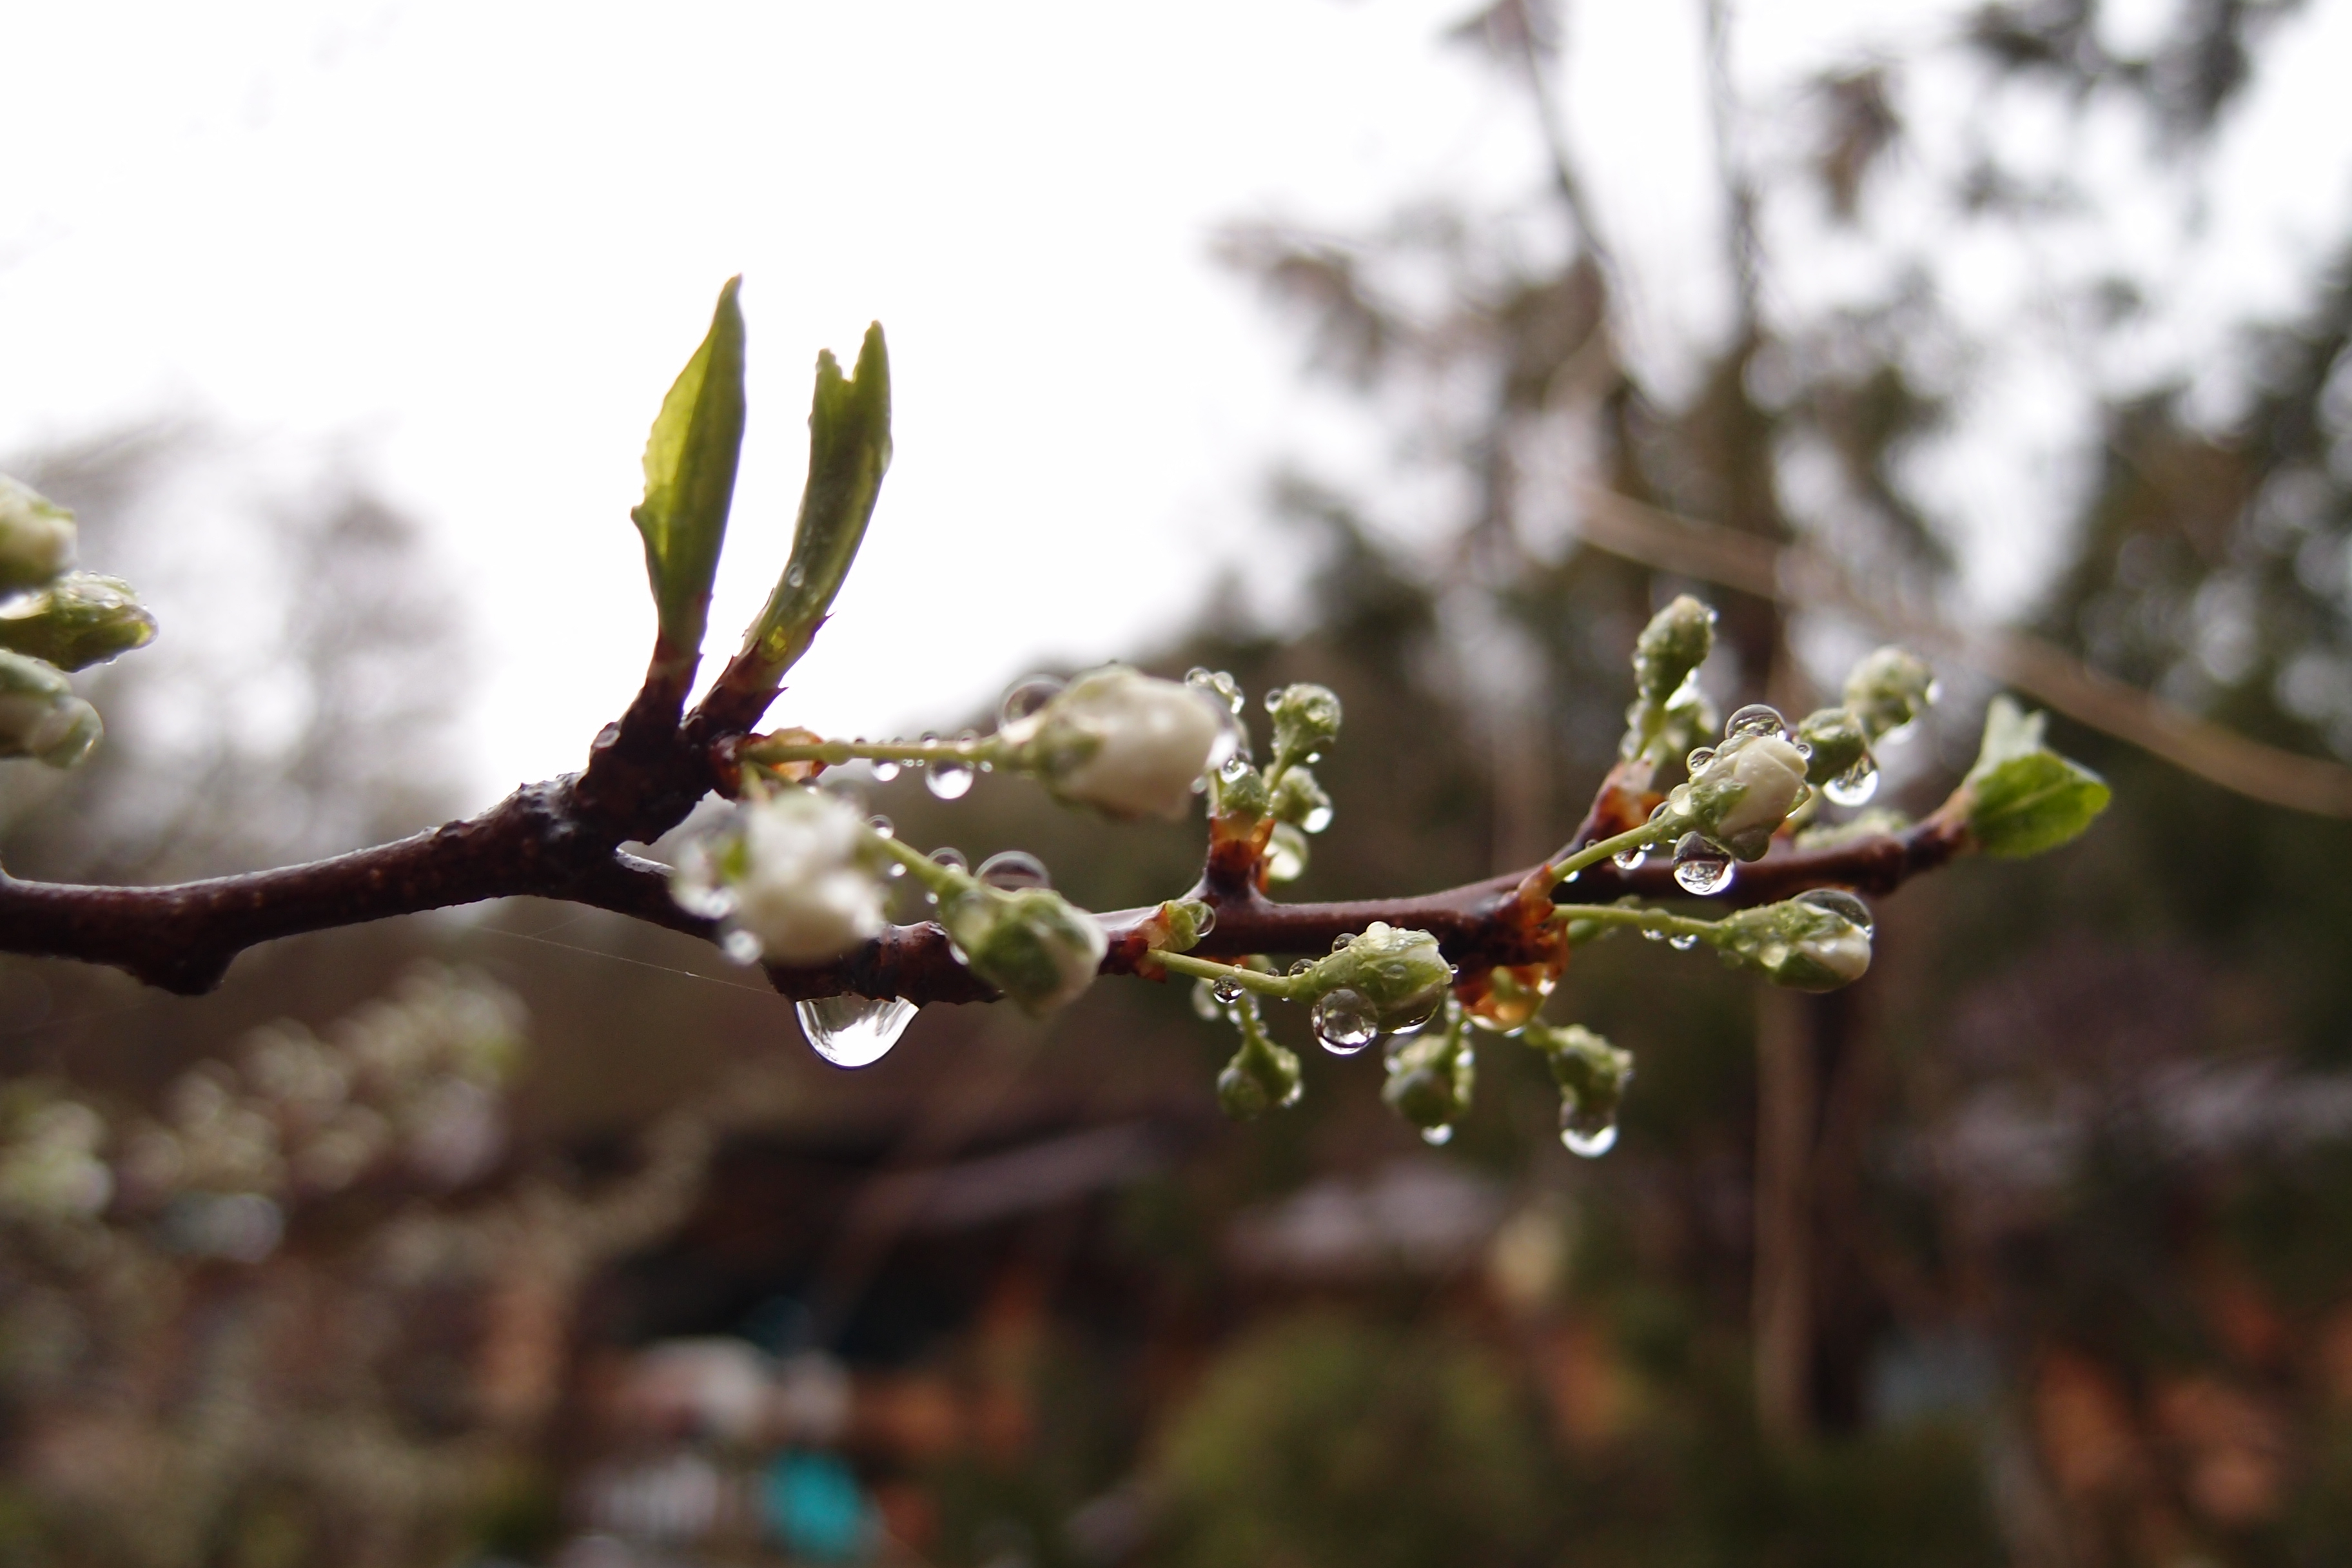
761,1451,869,1562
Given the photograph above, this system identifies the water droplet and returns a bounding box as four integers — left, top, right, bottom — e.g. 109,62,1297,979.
1669,932,1700,952
867,815,894,839
1331,932,1356,952
1642,926,1665,942
999,676,1064,729
1760,941,1791,970
977,850,1050,891
1562,869,1580,883
1218,754,1250,781
1794,888,1874,935
884,862,906,880
1266,833,1306,882
1190,980,1225,1020
1309,988,1378,1055
1824,758,1879,806
927,759,974,799
870,760,901,782
1792,740,1813,760
1671,832,1736,896
796,995,920,1068
1725,703,1787,741
722,929,763,965
929,847,968,872
1420,1124,1455,1147
1288,958,1317,977
1301,803,1335,834
1189,905,1216,936
1612,845,1647,871
1685,745,1717,773
785,563,807,589
1185,665,1208,683
1560,1100,1618,1157
1211,977,1244,1004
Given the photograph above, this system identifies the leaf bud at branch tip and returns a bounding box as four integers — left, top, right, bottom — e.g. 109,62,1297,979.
0,476,77,594
1003,665,1230,821
0,651,100,769
1960,695,2111,858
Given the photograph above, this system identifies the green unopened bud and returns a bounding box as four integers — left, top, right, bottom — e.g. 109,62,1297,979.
1710,890,1874,992
0,477,77,593
1634,595,1717,707
1153,898,1216,954
1213,760,1271,823
1382,1003,1473,1139
1005,665,1230,821
1795,706,1869,786
1304,922,1453,1034
1268,764,1333,834
0,574,157,672
1215,992,1302,1121
1524,1023,1632,1155
1266,682,1342,770
1670,730,1811,859
938,883,1108,1016
1842,646,1936,740
0,650,101,769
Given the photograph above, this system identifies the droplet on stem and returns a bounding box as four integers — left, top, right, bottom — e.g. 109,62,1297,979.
976,850,1050,891
871,760,901,782
927,757,974,799
1794,887,1874,935
999,676,1065,729
796,995,920,1068
1309,988,1378,1055
1671,832,1735,896
1211,977,1244,1004
1725,703,1788,741
1560,1099,1618,1157
1823,758,1880,806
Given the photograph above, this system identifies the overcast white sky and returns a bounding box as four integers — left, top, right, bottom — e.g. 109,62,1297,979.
6,0,2351,803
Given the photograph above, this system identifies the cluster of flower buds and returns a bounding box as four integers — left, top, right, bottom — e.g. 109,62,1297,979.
0,476,156,769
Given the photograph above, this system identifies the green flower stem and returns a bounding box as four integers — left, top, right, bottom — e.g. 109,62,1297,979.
1156,950,1302,1003
871,830,974,901
1547,814,1685,885
1554,903,1721,947
743,733,1004,770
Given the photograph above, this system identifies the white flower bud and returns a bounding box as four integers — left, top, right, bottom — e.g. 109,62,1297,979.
1674,732,1810,859
0,476,76,593
1006,665,1228,821
672,787,887,964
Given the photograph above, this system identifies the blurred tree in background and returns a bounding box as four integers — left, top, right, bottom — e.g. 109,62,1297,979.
6,3,2352,1568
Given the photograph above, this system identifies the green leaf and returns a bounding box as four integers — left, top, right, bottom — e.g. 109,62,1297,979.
1963,696,2112,858
631,277,748,665
736,322,892,686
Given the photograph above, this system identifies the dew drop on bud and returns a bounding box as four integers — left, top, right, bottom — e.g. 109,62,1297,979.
1794,887,1874,936
1309,988,1378,1055
1211,977,1245,1004
1560,1099,1619,1157
926,759,974,799
1685,745,1716,772
867,815,894,839
1331,932,1356,952
1824,758,1880,807
722,929,763,965
976,850,1050,891
871,761,900,782
796,995,920,1068
1669,932,1699,951
1420,1124,1455,1147
999,676,1065,729
1218,753,1250,782
1189,905,1216,936
1671,832,1736,896
1725,703,1787,741
1288,958,1316,977
929,847,969,872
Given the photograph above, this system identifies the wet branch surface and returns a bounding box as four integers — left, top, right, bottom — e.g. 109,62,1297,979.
0,634,1975,1001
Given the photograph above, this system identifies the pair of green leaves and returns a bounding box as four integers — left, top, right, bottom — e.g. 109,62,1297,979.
1963,695,2112,858
630,277,892,689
